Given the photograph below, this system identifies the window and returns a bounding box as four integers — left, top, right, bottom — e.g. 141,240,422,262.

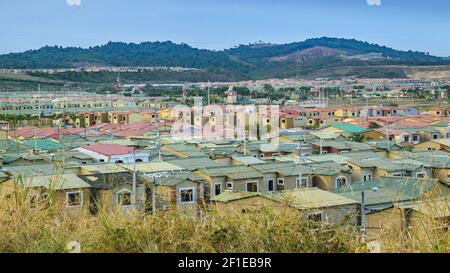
416,172,426,178
66,191,83,207
412,135,418,142
392,173,403,177
267,179,275,192
307,212,323,222
432,134,438,140
180,188,195,203
404,136,410,142
117,190,132,206
214,183,222,196
296,177,309,188
226,182,233,190
260,154,265,158
246,181,258,193
363,174,372,182
335,177,348,188
277,178,285,186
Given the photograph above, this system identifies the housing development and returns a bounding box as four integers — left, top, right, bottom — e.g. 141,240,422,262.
0,0,449,257
0,79,449,253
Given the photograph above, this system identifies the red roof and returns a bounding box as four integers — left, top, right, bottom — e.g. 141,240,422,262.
80,144,134,156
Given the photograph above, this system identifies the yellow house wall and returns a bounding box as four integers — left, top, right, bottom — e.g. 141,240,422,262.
415,141,441,151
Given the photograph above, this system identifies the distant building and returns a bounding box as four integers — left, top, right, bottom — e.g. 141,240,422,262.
225,87,238,104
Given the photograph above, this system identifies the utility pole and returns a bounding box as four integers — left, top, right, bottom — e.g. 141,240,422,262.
319,123,323,155
157,129,161,161
33,128,37,154
207,80,211,105
132,147,137,208
147,173,164,214
297,140,304,188
243,129,247,156
361,191,366,243
38,84,41,127
386,120,390,152
152,176,157,214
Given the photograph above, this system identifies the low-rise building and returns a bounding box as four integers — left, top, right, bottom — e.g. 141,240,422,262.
76,144,150,163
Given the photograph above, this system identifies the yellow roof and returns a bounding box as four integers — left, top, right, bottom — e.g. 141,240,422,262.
397,198,450,218
432,139,450,147
213,188,358,209
267,188,359,209
80,163,128,174
122,161,185,173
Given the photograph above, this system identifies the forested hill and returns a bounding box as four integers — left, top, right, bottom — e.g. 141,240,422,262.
0,37,448,79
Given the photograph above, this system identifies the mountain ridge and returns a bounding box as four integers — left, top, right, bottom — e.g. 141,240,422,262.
1,37,448,80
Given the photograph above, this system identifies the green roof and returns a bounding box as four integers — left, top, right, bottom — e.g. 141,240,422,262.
154,172,204,186
396,151,450,169
313,140,375,151
249,161,344,176
19,174,91,190
22,138,64,151
1,152,46,163
167,157,226,171
333,176,436,207
2,163,73,177
344,152,430,171
327,124,367,133
308,131,348,140
431,121,449,127
97,139,138,146
307,154,349,165
232,156,265,165
0,140,29,153
200,165,263,179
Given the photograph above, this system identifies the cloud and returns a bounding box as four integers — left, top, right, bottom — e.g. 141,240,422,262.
367,0,382,6
66,0,81,6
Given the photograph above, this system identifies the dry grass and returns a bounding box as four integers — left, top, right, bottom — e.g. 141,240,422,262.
0,186,447,253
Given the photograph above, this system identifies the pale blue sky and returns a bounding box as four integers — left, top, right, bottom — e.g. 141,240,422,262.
0,0,450,56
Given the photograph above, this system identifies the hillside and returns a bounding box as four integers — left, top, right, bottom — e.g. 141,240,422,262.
0,37,449,80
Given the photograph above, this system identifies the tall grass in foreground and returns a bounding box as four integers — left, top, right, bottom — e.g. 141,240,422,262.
0,188,447,253
0,189,362,253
